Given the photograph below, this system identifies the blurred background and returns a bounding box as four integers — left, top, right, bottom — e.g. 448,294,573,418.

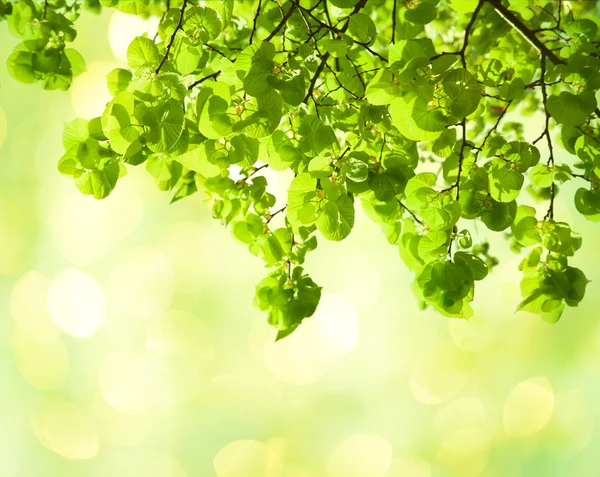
2,7,600,477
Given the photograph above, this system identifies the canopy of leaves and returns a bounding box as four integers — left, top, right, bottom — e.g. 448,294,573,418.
3,0,600,337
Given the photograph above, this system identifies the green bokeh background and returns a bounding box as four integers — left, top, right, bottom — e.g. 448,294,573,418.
2,9,600,477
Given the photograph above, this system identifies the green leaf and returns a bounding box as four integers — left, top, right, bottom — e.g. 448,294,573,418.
308,156,332,178
101,92,139,155
488,159,524,203
390,96,447,142
348,13,376,43
74,161,120,199
145,99,185,153
316,194,355,241
404,2,437,24
443,68,481,118
328,0,359,8
127,36,160,70
346,158,369,182
64,48,86,77
106,68,133,96
287,173,319,228
547,91,597,126
184,5,222,41
480,199,517,231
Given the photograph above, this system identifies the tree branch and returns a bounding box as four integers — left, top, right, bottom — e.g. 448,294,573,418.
391,0,397,43
188,70,221,89
155,0,188,74
460,0,485,68
397,200,425,226
485,0,564,65
249,0,263,45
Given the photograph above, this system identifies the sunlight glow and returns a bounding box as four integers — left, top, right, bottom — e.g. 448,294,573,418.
108,12,159,63
47,269,106,338
503,376,555,437
31,399,99,460
327,435,393,477
12,329,69,390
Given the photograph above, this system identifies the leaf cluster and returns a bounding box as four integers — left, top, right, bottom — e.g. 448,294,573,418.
2,0,600,337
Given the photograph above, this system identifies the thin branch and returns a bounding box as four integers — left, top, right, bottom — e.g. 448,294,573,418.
392,0,398,43
249,0,263,45
155,0,188,74
188,70,221,89
304,54,330,104
460,0,485,68
266,206,287,224
247,163,269,178
265,5,295,41
43,0,48,19
153,0,171,41
397,200,425,226
441,121,467,198
484,0,564,66
539,53,555,221
301,0,369,104
476,100,512,160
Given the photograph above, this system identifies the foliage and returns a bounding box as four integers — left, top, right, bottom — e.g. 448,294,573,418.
2,0,600,337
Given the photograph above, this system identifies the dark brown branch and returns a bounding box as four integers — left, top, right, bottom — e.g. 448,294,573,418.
391,0,397,43
188,70,221,89
397,200,425,226
460,0,484,68
302,0,369,104
476,100,512,160
484,0,564,65
155,0,188,74
249,0,263,44
539,53,555,221
265,5,295,42
266,206,286,224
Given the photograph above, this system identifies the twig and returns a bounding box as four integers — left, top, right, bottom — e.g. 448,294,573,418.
392,0,397,43
155,0,188,74
249,0,263,44
459,0,484,68
539,53,555,221
397,200,425,226
188,70,221,89
476,100,512,160
266,206,286,224
265,5,295,42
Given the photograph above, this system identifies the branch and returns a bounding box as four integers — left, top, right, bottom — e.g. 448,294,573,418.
392,0,397,43
303,54,330,104
266,206,286,224
188,70,221,89
301,0,369,104
476,100,512,160
397,200,425,226
249,0,263,45
539,53,555,221
484,0,564,66
155,0,188,74
460,0,485,68
442,119,467,199
153,0,171,41
43,0,48,19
